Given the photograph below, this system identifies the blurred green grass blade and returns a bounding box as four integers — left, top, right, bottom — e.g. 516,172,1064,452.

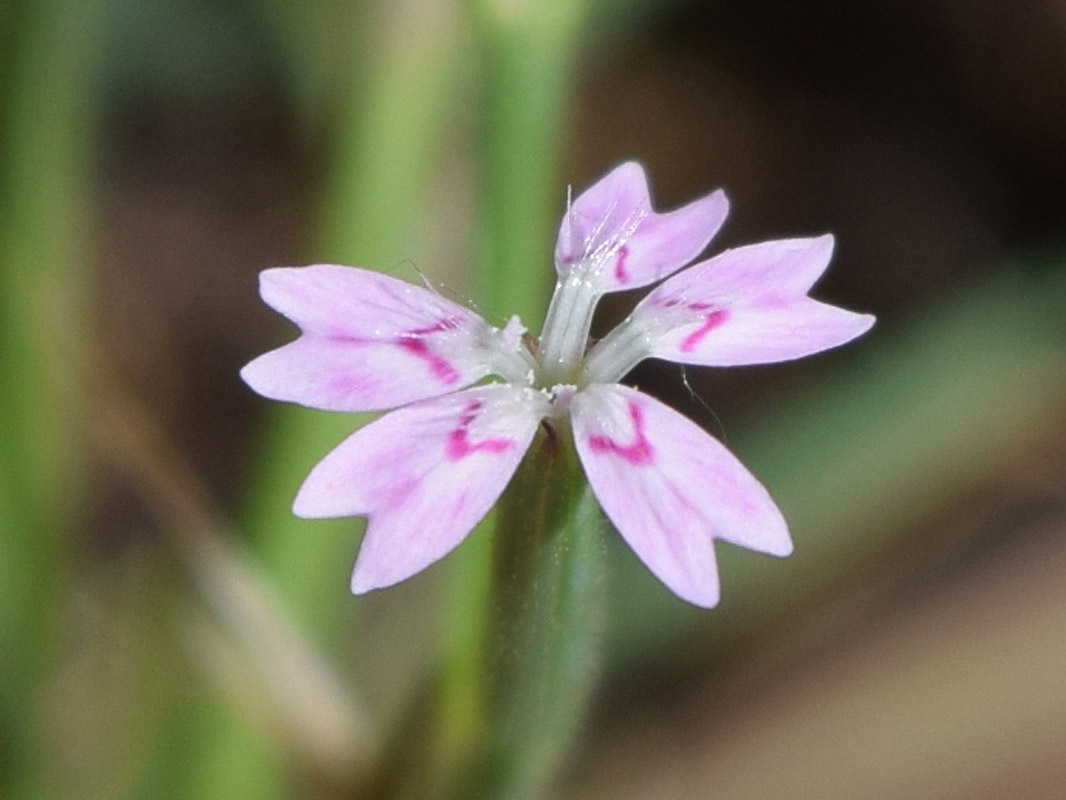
465,0,585,324
179,541,377,789
186,3,473,798
88,366,377,800
255,0,354,123
318,0,471,268
243,0,471,646
606,272,1066,667
0,0,103,792
180,700,282,800
242,0,472,638
242,408,369,642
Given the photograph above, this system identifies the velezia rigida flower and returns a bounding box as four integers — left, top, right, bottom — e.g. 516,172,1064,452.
241,162,874,608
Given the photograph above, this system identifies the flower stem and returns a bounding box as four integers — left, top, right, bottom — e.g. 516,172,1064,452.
458,426,607,799
437,2,588,795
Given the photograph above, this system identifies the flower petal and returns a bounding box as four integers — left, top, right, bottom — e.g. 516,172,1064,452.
570,384,790,608
293,384,548,593
634,236,875,366
240,265,501,411
649,298,875,367
554,162,728,293
654,235,839,299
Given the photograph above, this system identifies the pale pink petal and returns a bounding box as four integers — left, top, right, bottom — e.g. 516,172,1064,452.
650,235,838,300
554,162,728,293
634,236,875,366
293,384,548,593
240,265,499,411
570,384,790,608
649,298,875,366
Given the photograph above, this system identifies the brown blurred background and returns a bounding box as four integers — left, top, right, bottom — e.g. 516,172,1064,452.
9,0,1066,797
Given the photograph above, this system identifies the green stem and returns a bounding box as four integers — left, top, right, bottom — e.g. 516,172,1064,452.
430,427,605,800
436,3,586,792
475,428,606,798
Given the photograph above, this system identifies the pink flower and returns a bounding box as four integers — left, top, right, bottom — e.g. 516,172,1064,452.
241,162,874,607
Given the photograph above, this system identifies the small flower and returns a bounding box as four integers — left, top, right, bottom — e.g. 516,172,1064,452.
241,162,874,607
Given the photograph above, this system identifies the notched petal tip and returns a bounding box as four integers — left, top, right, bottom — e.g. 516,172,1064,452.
350,562,382,595
237,358,262,393
556,162,730,292
596,160,650,192
237,349,309,405
752,519,793,559
689,187,730,221
572,384,790,609
241,264,511,411
291,483,336,519
255,265,289,296
256,264,338,313
631,229,874,368
294,385,545,594
683,586,721,609
854,311,877,335
798,233,836,289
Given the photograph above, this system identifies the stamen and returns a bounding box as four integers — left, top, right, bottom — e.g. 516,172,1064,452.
484,316,538,385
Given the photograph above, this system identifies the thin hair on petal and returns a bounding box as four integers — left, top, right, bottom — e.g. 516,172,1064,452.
404,261,455,301
582,197,618,264
379,258,423,282
590,200,649,266
386,260,462,304
400,259,508,327
566,183,576,257
561,180,649,275
453,291,513,330
679,364,729,445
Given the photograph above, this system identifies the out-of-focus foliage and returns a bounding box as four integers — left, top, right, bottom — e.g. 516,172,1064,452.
2,0,1065,798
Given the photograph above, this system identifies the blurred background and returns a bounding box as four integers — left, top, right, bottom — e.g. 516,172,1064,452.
2,0,1065,798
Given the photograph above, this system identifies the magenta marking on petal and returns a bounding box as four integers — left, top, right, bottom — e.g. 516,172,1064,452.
396,316,464,384
445,401,513,461
679,309,729,353
614,245,631,284
407,316,463,336
397,338,461,384
587,401,655,465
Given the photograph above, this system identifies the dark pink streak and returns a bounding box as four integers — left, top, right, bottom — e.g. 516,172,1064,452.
614,245,631,284
679,309,729,353
446,401,513,461
407,317,462,336
398,338,460,384
397,317,463,384
587,402,655,465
